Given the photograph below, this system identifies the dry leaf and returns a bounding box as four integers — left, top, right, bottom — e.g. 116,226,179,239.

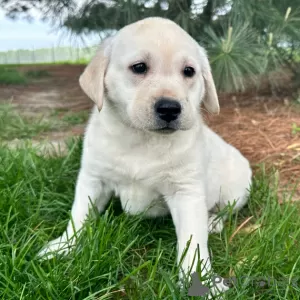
240,224,261,233
287,143,300,149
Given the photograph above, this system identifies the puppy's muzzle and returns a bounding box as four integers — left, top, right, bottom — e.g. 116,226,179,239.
154,98,181,123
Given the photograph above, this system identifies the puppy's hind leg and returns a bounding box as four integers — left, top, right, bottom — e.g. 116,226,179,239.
208,213,224,234
208,179,252,234
38,169,111,259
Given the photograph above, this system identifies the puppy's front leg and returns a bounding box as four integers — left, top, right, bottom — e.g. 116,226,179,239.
166,189,211,277
38,168,111,259
166,188,228,296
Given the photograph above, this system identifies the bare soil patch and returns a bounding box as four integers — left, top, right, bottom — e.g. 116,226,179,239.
0,65,92,111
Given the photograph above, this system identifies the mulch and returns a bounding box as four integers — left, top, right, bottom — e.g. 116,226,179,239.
206,94,300,201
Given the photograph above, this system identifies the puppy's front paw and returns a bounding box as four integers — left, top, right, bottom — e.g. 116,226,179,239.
208,280,229,299
37,235,74,260
187,272,229,299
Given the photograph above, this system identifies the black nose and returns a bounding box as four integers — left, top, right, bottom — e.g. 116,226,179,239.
154,98,182,123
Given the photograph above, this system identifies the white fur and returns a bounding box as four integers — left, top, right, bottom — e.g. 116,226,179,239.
38,17,252,297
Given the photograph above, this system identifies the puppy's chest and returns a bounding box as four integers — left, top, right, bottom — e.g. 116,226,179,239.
92,135,201,200
99,146,191,192
103,151,171,184
101,153,170,214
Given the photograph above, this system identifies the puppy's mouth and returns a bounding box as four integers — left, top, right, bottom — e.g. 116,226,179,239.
149,118,185,134
150,123,179,134
155,127,177,134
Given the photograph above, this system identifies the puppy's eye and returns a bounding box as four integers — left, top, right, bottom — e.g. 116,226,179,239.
131,63,148,74
183,66,195,78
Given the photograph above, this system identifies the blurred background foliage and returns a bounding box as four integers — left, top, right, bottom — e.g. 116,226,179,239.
2,0,300,93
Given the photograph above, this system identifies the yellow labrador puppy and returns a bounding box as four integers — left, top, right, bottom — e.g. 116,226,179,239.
39,17,252,295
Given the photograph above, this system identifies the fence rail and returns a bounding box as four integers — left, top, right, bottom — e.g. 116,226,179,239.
0,46,98,64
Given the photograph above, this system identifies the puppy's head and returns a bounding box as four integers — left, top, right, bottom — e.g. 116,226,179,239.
80,17,219,134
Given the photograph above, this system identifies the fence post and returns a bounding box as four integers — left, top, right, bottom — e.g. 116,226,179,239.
68,47,72,62
32,47,36,64
77,47,80,62
52,45,56,63
16,50,21,64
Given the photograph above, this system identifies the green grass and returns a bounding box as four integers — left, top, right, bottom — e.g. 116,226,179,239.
292,123,300,135
0,137,300,299
0,67,27,85
0,104,89,141
0,67,51,85
61,111,90,125
25,69,51,79
50,109,90,126
0,103,299,299
0,104,58,140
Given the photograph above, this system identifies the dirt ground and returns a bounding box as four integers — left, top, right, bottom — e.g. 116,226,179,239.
0,65,299,200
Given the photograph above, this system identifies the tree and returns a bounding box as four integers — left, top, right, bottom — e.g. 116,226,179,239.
2,0,300,92
0,0,73,21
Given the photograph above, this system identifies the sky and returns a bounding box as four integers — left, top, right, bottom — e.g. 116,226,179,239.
0,7,99,51
0,0,206,52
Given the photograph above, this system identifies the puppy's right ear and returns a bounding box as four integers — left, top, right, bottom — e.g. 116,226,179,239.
79,37,114,111
198,45,220,115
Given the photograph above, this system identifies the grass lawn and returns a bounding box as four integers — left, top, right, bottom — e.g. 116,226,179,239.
0,108,300,299
0,68,28,85
0,67,51,85
0,104,89,141
0,104,58,140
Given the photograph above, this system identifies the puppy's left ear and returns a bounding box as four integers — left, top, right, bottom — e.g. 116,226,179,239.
79,37,114,111
198,46,220,114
